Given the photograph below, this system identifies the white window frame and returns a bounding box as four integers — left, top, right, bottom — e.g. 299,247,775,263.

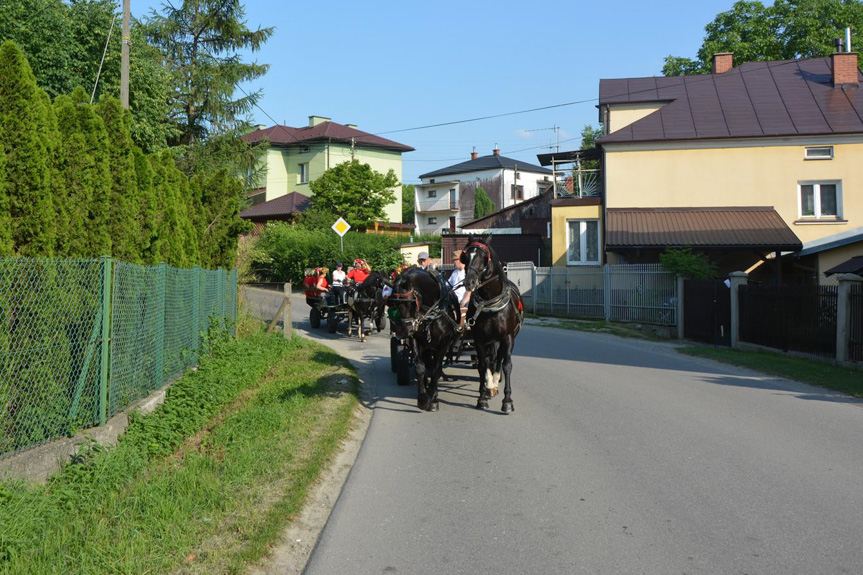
566,219,601,265
804,146,833,160
797,180,842,219
298,163,309,184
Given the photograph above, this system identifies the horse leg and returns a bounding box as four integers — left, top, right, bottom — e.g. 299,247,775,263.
426,351,440,412
475,342,492,410
488,341,501,397
415,347,430,411
347,307,354,337
500,334,515,414
359,311,365,342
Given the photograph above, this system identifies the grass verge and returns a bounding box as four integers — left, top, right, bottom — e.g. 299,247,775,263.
679,346,863,398
0,329,359,574
524,314,667,341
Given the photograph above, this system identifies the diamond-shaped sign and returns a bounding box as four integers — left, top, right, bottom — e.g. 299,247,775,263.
331,217,351,237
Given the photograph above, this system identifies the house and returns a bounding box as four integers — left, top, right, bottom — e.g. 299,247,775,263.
414,147,553,235
239,191,310,234
243,116,414,224
543,50,863,283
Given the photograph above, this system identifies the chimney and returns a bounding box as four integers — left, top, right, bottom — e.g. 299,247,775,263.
470,146,478,160
711,52,733,74
308,115,331,127
832,51,859,86
346,124,357,129
493,144,500,156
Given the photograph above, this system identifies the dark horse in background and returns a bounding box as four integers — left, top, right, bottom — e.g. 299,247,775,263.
387,267,460,411
461,236,524,413
347,271,387,342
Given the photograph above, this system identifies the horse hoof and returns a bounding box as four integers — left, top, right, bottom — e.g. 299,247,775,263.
490,388,499,398
502,401,514,414
476,400,489,410
429,401,439,412
418,396,429,411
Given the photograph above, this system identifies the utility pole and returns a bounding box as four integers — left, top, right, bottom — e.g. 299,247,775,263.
120,0,130,109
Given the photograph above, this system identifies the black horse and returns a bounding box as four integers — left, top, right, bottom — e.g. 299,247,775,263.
387,267,460,412
347,271,387,342
461,236,524,413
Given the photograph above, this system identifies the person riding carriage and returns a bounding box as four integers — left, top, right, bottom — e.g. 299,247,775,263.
314,267,330,293
347,258,371,287
331,261,347,304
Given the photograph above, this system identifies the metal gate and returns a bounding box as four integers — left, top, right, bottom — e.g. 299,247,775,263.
683,279,731,346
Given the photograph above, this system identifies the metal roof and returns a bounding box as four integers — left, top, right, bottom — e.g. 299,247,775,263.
419,154,552,179
824,256,863,276
243,121,414,152
606,207,802,251
240,192,310,219
598,56,863,144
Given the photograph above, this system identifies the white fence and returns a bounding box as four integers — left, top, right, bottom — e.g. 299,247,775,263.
506,262,677,326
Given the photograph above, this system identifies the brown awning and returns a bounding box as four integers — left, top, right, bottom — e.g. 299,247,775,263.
606,207,802,252
824,256,863,276
240,192,310,219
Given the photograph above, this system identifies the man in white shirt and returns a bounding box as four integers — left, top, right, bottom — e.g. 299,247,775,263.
448,250,471,327
331,261,347,303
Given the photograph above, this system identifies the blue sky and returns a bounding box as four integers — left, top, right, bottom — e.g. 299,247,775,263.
134,0,751,184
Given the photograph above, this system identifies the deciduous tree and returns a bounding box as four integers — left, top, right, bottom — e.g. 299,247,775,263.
473,187,495,219
308,160,399,232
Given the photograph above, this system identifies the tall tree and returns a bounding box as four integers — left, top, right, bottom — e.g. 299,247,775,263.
144,0,274,147
473,187,495,219
0,138,10,256
0,41,56,256
134,147,159,264
663,0,863,76
96,96,141,262
192,169,252,269
308,159,399,232
401,184,415,225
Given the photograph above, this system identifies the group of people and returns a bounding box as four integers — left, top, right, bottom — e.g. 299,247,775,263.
303,250,470,326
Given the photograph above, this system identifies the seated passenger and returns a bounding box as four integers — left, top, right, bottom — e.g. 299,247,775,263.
331,261,347,303
347,258,371,287
315,267,330,294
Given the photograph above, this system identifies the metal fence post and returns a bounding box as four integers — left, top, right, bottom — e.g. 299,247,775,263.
676,275,685,340
836,273,862,363
728,271,748,349
603,264,611,321
193,265,201,354
532,264,537,315
99,256,113,426
155,262,166,386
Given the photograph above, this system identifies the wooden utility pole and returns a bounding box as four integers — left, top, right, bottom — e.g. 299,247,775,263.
120,0,130,109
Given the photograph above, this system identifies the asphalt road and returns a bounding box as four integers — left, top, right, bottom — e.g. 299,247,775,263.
245,286,863,575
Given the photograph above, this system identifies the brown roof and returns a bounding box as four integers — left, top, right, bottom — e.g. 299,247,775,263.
606,207,802,251
824,256,863,276
240,192,310,219
599,57,863,144
243,121,414,152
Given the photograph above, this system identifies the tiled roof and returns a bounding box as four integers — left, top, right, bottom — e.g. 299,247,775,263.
599,57,863,144
243,121,414,152
240,192,310,219
606,207,802,251
419,154,552,179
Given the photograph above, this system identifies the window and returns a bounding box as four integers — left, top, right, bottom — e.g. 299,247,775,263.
515,171,521,180
567,219,600,264
298,163,309,184
427,190,437,198
427,217,437,225
511,185,524,200
299,145,311,154
798,181,841,219
805,146,833,160
429,179,435,184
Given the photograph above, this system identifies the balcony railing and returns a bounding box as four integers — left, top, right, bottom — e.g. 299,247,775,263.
553,168,602,199
415,198,459,213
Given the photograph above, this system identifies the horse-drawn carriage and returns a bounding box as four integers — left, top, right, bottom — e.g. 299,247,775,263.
306,273,388,340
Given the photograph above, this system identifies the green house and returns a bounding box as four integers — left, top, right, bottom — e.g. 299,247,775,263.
243,116,414,223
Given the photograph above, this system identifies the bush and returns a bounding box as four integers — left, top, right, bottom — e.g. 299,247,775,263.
659,247,717,279
253,223,408,283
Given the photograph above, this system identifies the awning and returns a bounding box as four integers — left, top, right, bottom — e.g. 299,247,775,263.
824,256,863,276
606,207,802,252
537,147,600,167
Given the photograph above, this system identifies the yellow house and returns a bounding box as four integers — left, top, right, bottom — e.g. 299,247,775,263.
243,116,414,224
548,51,863,283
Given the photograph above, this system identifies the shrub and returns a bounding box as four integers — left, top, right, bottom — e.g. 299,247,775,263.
659,247,717,279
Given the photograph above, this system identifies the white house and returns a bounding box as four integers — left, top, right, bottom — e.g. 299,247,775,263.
414,147,553,235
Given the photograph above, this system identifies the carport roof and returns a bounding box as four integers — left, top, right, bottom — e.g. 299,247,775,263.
606,207,802,251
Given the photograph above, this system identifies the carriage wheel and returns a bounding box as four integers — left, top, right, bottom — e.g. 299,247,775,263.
396,348,414,386
327,312,338,333
310,307,321,329
390,337,402,372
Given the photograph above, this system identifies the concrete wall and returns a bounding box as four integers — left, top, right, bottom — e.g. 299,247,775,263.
606,102,667,133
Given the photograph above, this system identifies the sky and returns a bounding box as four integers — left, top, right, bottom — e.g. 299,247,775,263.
132,0,753,184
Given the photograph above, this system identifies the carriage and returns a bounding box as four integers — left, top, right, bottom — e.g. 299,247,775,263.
306,292,350,333
389,314,475,385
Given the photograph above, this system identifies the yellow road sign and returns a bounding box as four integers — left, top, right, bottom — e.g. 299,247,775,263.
331,217,351,237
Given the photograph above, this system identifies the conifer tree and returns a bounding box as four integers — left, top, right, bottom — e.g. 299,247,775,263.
96,96,141,263
474,187,495,219
52,88,112,257
0,40,56,255
133,147,159,264
193,169,251,269
0,144,11,256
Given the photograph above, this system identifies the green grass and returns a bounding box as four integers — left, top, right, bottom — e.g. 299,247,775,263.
525,314,667,341
0,329,358,574
679,346,863,398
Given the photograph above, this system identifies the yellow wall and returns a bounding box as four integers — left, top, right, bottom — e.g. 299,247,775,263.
400,244,430,266
603,139,863,246
606,103,667,133
817,243,863,283
551,204,602,266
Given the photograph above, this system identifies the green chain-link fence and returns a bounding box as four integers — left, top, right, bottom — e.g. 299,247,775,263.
1,257,238,459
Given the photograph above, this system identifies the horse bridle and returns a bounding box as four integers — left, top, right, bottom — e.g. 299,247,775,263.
463,241,497,290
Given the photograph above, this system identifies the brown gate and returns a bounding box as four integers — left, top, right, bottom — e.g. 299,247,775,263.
683,279,731,346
